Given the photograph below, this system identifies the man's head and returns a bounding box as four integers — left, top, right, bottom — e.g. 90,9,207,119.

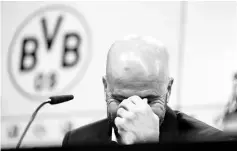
103,35,173,128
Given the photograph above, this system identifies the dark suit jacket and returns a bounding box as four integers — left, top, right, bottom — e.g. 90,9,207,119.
62,106,234,146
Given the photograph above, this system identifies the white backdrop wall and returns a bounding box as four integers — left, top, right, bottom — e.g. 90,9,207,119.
1,1,236,148
180,1,237,127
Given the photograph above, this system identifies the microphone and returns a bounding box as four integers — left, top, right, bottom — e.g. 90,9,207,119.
49,95,74,105
16,95,74,149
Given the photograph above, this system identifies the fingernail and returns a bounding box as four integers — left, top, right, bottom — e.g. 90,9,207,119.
144,98,148,103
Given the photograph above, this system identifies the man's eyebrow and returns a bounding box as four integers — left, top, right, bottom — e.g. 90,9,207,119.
141,95,159,99
112,94,161,99
111,94,127,99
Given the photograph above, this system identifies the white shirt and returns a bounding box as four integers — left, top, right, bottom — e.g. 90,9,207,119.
111,128,118,143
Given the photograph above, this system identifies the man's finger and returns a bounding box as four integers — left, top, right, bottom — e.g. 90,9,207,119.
119,99,136,111
114,117,126,130
117,107,127,118
117,107,135,120
128,95,142,105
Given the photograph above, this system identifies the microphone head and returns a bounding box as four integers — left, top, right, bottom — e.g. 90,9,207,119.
49,95,74,105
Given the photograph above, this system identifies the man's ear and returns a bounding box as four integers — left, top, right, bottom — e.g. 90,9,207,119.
166,77,174,103
102,76,107,91
167,77,174,95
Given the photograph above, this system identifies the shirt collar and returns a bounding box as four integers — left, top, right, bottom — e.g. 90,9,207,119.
111,127,118,142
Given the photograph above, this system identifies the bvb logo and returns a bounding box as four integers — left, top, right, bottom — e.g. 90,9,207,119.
8,5,92,101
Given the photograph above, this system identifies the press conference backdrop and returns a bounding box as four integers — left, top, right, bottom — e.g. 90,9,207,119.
1,1,237,148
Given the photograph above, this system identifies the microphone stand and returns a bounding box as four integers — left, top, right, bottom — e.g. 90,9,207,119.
16,99,50,149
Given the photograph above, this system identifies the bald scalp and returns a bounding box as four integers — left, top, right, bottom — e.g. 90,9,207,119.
106,36,170,88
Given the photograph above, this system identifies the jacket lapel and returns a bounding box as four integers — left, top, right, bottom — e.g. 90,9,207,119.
96,118,112,144
159,106,179,143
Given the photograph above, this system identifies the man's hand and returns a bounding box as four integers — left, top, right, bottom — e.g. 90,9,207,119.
115,95,160,145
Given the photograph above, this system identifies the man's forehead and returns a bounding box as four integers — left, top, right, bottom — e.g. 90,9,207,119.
111,89,160,98
108,77,167,97
107,62,168,87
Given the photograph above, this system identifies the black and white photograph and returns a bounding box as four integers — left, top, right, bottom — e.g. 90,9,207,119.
1,0,237,150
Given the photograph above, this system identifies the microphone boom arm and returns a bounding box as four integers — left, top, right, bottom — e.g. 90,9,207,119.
16,99,50,149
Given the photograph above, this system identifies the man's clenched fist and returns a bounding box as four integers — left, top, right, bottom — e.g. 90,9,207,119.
115,95,160,145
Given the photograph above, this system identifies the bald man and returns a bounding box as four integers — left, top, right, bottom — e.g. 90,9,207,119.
62,36,234,146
